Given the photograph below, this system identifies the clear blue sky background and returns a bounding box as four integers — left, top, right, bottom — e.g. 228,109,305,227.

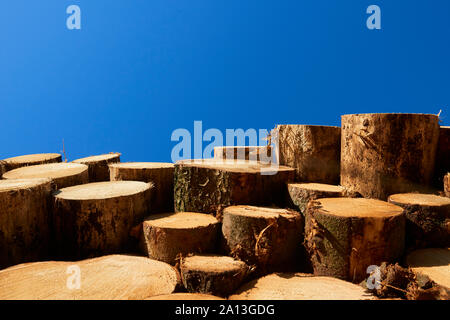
1,1,449,162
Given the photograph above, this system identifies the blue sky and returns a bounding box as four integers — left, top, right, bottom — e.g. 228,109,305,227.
1,1,449,162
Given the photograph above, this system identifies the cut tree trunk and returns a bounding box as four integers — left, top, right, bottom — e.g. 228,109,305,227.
444,173,450,198
143,212,220,265
0,255,180,300
174,159,295,216
109,162,174,213
341,113,440,200
229,273,373,300
305,198,405,282
3,163,89,189
147,293,224,300
388,193,450,248
53,181,152,259
287,183,346,214
213,146,272,163
2,153,62,171
73,153,121,182
0,179,52,269
434,126,450,188
180,254,248,297
221,205,303,276
275,125,341,184
0,161,5,178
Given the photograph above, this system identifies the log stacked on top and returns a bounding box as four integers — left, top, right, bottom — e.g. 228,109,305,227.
0,179,53,269
0,255,180,300
276,125,341,184
341,113,440,200
434,126,450,187
143,212,220,265
109,162,174,213
305,198,405,282
2,153,62,172
213,146,272,163
73,153,121,182
445,173,450,198
287,183,346,214
174,159,295,215
222,206,303,275
388,193,450,248
53,181,152,259
3,163,89,189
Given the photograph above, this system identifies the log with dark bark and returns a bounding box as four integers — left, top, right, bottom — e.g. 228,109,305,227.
3,163,89,189
0,179,53,269
73,153,121,182
287,183,347,213
109,162,174,213
174,159,295,216
213,146,272,163
222,205,303,276
305,198,405,282
434,126,450,188
388,193,450,248
53,181,152,259
180,254,248,297
2,153,62,172
275,125,341,184
341,113,440,200
143,212,220,265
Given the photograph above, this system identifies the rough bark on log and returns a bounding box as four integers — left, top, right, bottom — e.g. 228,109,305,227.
213,146,272,163
229,273,373,300
147,293,224,300
222,205,303,276
180,254,248,297
434,126,450,188
73,153,121,182
388,193,450,248
109,162,174,213
445,173,450,198
275,125,341,184
287,183,346,214
0,255,180,300
3,163,89,189
53,181,152,259
174,159,295,215
2,153,62,172
341,113,440,200
143,212,220,265
305,198,405,282
0,161,5,178
0,179,52,269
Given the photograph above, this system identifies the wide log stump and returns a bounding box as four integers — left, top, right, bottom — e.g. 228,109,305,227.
229,273,372,300
3,163,89,189
222,206,303,276
73,153,121,182
109,162,174,213
276,125,341,184
445,174,450,198
305,198,405,282
287,183,346,214
174,159,295,215
143,212,220,265
0,255,179,300
148,293,224,300
434,127,450,188
0,179,52,269
2,153,62,171
180,254,248,297
388,193,450,248
53,181,152,259
341,113,440,200
213,146,272,163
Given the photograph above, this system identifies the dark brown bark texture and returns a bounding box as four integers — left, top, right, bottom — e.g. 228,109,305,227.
434,127,450,188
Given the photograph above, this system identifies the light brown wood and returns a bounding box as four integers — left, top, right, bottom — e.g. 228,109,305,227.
3,163,89,189
388,193,450,248
0,255,179,300
109,162,174,213
2,153,62,171
213,146,272,163
305,198,405,282
341,113,440,200
406,248,450,290
275,125,341,184
229,273,373,300
147,293,224,300
73,153,121,182
287,183,346,213
53,181,152,259
222,205,303,275
0,178,53,269
181,254,248,297
143,212,220,265
174,159,295,215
